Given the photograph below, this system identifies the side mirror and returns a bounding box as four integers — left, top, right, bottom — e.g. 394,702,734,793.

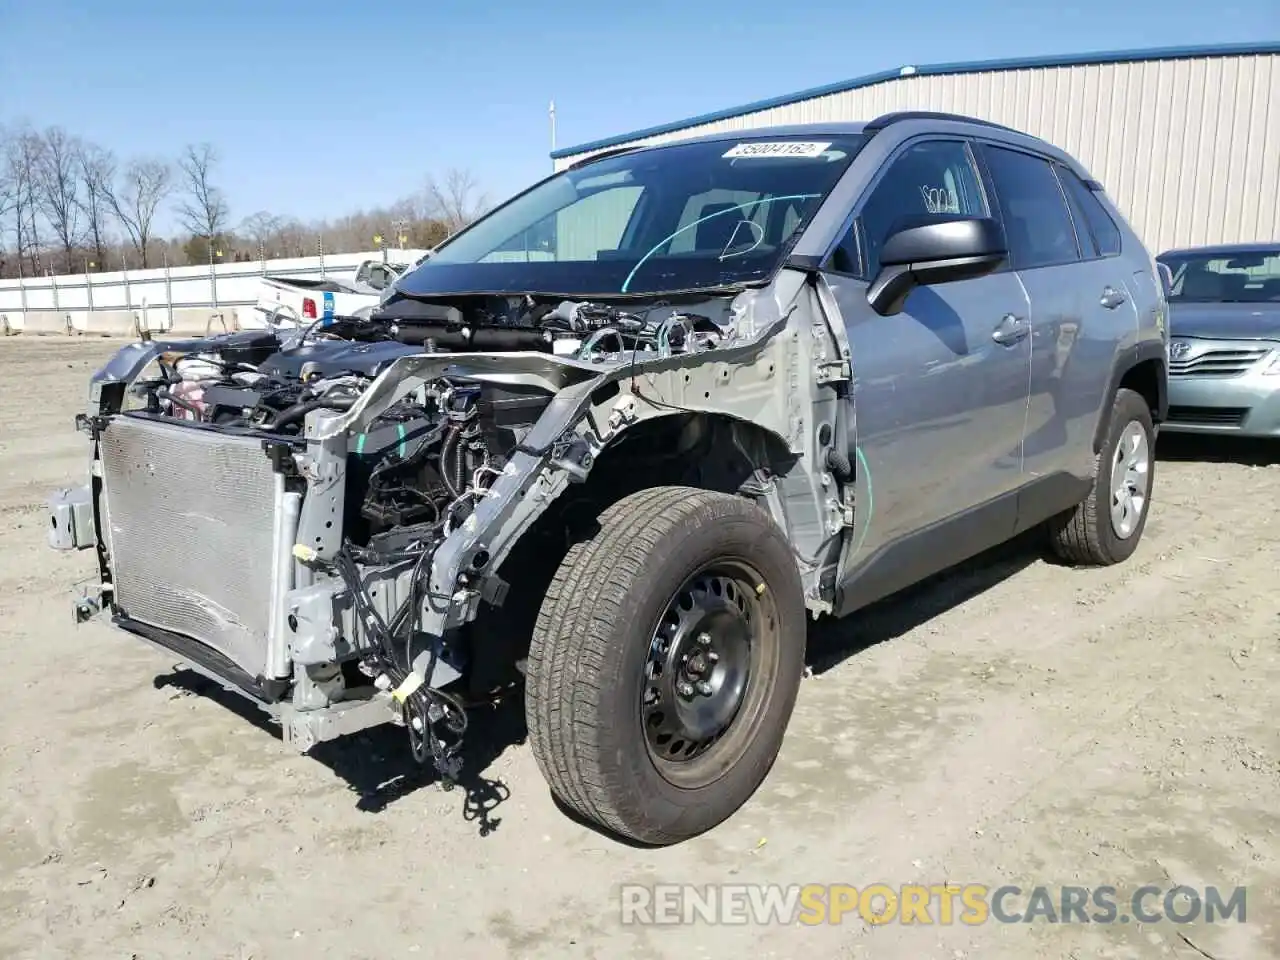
867,215,1008,316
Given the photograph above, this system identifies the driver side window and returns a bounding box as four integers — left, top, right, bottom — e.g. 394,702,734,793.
834,140,989,278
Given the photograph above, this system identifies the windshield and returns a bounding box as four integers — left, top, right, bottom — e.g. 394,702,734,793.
1157,248,1280,303
393,134,867,298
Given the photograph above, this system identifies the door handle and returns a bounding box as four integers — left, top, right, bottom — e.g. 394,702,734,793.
991,313,1029,346
1100,286,1127,309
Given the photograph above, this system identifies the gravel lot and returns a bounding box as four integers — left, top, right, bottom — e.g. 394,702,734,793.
1,336,1277,960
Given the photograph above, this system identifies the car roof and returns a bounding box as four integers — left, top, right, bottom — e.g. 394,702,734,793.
661,121,872,141
1158,242,1280,259
566,122,871,162
570,117,1092,184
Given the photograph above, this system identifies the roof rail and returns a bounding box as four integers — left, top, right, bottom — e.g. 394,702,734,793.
862,110,1028,137
567,144,645,169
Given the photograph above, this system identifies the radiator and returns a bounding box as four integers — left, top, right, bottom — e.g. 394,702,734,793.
99,415,283,679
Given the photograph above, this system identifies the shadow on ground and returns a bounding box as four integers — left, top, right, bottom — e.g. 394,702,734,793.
310,696,526,836
1156,432,1280,467
150,528,1052,841
804,529,1046,675
152,669,526,837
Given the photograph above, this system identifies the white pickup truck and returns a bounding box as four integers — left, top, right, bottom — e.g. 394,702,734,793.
251,253,430,328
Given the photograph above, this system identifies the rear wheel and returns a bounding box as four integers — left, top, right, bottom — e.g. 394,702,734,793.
525,486,807,845
1048,387,1155,565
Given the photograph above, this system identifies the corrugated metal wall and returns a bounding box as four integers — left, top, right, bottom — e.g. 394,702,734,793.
553,53,1280,254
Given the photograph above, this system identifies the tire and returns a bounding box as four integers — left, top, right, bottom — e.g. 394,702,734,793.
1048,387,1155,565
525,485,807,846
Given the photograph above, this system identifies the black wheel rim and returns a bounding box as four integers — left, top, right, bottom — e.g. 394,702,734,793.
642,564,758,770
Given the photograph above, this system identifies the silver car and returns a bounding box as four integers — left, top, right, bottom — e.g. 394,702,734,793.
49,114,1167,846
1157,243,1280,437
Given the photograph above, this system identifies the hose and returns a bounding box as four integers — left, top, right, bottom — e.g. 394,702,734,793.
268,394,357,430
453,434,467,495
439,426,462,498
825,446,853,481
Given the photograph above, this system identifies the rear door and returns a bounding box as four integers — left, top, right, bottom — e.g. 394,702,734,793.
974,142,1113,496
1055,163,1145,473
1058,162,1155,341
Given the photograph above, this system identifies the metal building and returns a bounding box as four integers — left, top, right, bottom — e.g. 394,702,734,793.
550,42,1280,255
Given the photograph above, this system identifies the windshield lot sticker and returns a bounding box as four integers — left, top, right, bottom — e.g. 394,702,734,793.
723,141,832,159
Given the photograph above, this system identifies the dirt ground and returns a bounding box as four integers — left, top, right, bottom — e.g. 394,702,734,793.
1,336,1277,960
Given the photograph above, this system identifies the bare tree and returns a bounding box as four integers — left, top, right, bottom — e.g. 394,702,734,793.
75,141,116,269
33,127,81,270
104,158,172,268
238,210,283,257
176,143,229,243
0,128,13,226
423,167,489,235
0,128,12,275
4,127,46,273
2,120,490,274
274,217,310,258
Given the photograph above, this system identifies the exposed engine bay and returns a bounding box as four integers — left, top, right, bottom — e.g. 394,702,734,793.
82,288,819,781
137,294,737,548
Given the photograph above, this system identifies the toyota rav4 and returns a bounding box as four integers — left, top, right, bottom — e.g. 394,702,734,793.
48,112,1168,846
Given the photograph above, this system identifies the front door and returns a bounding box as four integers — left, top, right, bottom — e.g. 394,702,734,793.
821,137,1031,608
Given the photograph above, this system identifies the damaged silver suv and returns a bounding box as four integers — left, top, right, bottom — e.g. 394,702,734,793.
48,112,1168,846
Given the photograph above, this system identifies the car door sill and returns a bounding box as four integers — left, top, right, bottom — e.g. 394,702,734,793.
834,471,1091,618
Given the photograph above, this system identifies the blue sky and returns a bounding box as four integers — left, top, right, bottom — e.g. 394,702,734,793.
2,0,1274,235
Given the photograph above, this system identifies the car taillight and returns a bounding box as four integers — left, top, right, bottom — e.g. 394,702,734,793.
302,297,316,319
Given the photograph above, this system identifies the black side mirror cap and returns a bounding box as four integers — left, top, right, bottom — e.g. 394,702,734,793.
867,215,1009,316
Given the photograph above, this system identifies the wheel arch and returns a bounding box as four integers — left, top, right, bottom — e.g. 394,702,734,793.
1092,340,1168,454
470,410,801,695
540,409,800,537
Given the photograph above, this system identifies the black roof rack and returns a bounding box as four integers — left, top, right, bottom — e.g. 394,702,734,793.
862,110,1029,137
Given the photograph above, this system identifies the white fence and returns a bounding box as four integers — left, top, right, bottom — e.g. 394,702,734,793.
0,249,429,336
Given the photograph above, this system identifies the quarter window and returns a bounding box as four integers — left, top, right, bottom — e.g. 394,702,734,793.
982,145,1081,270
844,140,989,277
1057,166,1122,257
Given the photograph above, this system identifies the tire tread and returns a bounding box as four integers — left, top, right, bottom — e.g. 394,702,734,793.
526,485,801,844
1048,387,1153,566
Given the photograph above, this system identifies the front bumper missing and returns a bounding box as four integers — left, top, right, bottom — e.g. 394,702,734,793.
62,590,407,751
45,449,436,754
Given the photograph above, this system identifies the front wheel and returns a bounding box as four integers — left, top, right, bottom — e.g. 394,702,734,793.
525,486,807,846
1048,386,1156,565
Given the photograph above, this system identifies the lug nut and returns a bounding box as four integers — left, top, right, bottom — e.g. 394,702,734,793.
696,682,713,696
707,650,720,663
696,632,711,646
676,681,695,697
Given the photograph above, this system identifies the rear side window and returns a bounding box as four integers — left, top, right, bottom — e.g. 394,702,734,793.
981,145,1080,270
1057,167,1122,257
